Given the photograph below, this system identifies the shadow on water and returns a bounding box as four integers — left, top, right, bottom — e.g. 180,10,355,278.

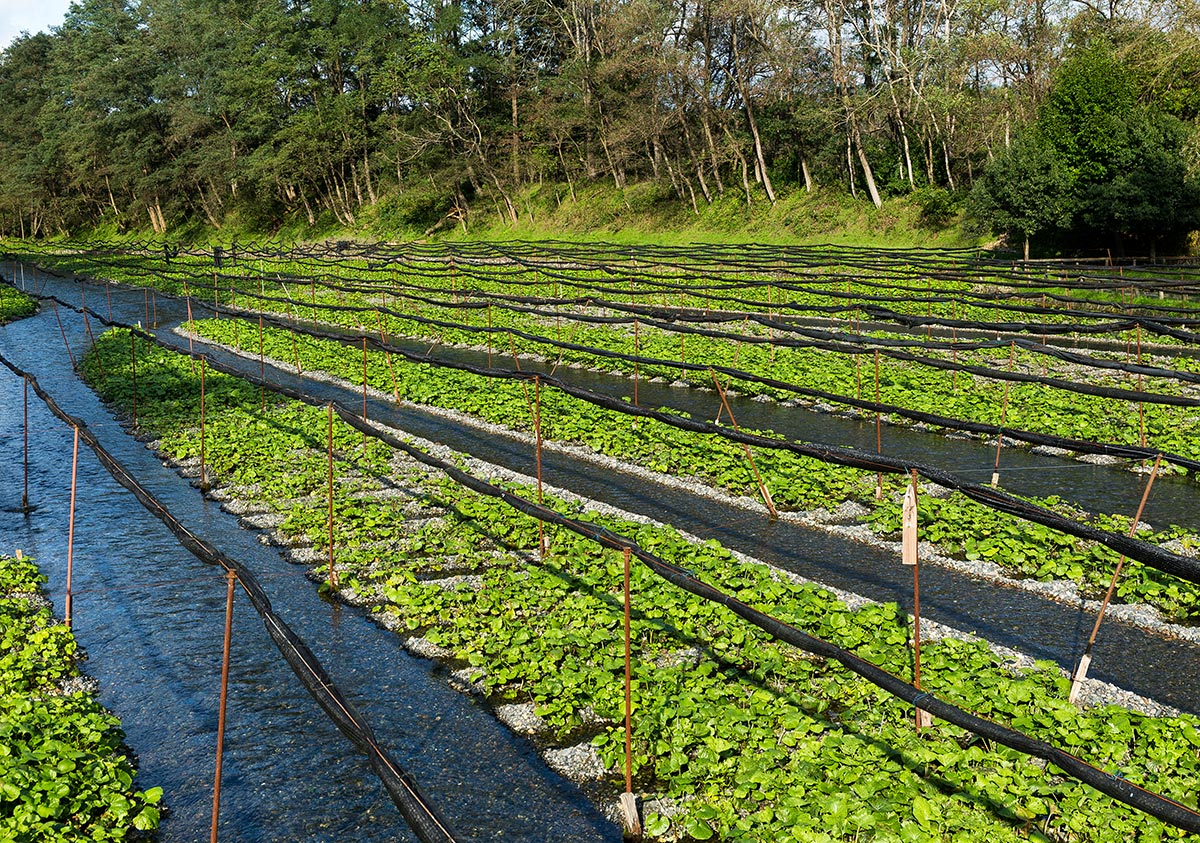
0,274,620,841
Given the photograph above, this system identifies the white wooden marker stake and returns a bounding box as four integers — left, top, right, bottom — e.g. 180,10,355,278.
902,477,933,730
902,482,918,568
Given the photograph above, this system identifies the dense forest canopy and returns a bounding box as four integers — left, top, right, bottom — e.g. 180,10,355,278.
1,0,1199,251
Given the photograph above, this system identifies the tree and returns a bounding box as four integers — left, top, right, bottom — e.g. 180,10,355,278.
968,129,1074,259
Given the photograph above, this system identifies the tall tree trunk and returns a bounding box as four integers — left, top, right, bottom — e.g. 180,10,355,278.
853,124,883,208
731,24,776,204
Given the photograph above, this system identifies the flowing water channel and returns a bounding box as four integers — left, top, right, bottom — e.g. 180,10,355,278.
0,271,620,841
4,262,1200,841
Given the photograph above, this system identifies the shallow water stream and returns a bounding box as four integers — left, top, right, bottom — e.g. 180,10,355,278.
0,273,619,841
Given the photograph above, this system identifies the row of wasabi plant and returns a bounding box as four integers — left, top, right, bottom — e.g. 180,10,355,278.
79,326,1200,841
189,317,1200,626
0,554,162,840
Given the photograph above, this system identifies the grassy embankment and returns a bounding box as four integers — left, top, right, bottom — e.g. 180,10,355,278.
53,183,980,250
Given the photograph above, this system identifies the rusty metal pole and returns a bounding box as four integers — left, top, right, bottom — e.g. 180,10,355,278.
65,426,79,629
710,370,778,519
992,380,1012,488
210,568,236,843
633,319,640,407
1137,324,1146,449
258,315,265,412
534,376,545,557
200,357,208,491
874,349,883,500
1069,454,1163,704
22,377,30,513
184,284,197,374
129,332,138,428
327,404,339,590
361,337,369,457
619,546,640,835
52,302,78,371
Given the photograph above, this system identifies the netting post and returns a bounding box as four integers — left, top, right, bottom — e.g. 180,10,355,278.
992,382,1012,488
105,280,113,322
257,315,265,412
291,304,301,374
619,546,641,836
199,357,208,492
184,282,197,374
361,337,369,457
151,288,158,329
65,425,79,630
52,301,77,372
144,287,149,328
710,370,777,519
508,332,521,371
22,377,30,513
633,318,640,407
210,568,236,843
902,470,931,730
213,270,219,319
377,312,399,402
487,303,493,367
326,404,339,591
1069,454,1162,704
129,332,138,429
534,376,545,558
1137,324,1146,449
950,324,958,394
874,349,883,501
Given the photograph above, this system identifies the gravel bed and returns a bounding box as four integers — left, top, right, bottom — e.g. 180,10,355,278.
543,743,609,781
496,703,548,735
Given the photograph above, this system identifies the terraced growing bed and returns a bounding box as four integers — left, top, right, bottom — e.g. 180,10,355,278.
7,241,1200,841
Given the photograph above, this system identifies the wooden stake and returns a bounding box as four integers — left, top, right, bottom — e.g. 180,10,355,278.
65,426,79,630
326,404,339,590
210,568,236,843
1069,454,1162,704
105,280,113,322
620,547,641,836
710,370,778,518
903,471,931,730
